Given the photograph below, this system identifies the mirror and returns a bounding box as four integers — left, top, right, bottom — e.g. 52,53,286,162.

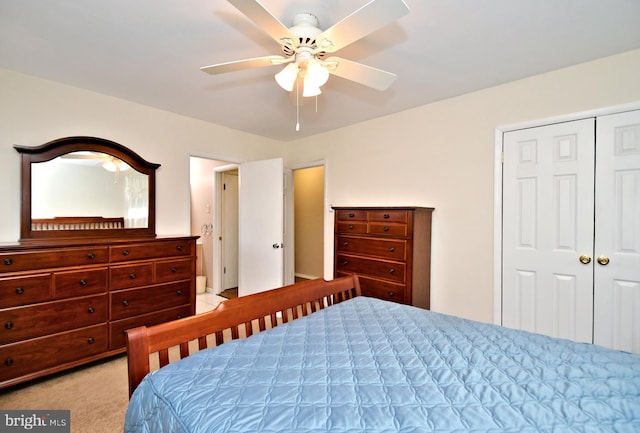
15,136,160,243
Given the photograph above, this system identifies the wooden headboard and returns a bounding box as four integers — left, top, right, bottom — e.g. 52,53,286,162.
126,275,362,397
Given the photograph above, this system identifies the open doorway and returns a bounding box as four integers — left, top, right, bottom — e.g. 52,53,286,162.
292,165,325,282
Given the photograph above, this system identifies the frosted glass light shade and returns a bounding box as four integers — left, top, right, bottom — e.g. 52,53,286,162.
275,63,299,91
305,60,329,88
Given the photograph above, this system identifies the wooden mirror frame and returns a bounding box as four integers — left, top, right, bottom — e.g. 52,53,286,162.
14,136,160,243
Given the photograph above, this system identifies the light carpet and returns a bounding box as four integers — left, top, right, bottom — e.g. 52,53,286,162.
0,355,128,433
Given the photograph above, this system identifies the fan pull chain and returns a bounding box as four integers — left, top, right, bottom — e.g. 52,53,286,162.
295,77,300,132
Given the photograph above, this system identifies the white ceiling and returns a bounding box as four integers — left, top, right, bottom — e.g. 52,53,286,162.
1,0,639,142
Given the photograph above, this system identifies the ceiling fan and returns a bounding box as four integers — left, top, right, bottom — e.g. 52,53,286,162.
201,0,410,97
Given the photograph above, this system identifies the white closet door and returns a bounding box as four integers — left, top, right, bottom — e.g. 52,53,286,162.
594,110,640,353
502,119,595,342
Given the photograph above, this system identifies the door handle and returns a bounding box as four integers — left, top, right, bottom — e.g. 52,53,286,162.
272,243,283,249
597,256,610,266
579,255,591,264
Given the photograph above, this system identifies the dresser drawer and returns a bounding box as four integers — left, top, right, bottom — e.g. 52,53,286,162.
356,274,407,304
54,267,108,299
110,240,193,263
336,254,406,284
155,258,193,283
0,247,109,273
336,221,368,234
367,210,408,224
110,280,192,320
0,324,108,383
110,263,154,290
0,274,52,308
368,222,408,237
109,305,192,350
336,236,406,261
0,294,107,344
335,209,367,221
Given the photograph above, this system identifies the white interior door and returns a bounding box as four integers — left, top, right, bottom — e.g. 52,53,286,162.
238,158,284,296
594,109,640,353
221,171,238,291
502,119,595,342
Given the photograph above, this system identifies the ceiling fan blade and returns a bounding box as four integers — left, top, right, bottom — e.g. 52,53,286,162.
201,55,292,75
324,56,397,91
316,0,409,53
228,0,297,46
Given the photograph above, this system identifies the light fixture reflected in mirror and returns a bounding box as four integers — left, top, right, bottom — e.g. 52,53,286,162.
102,158,130,173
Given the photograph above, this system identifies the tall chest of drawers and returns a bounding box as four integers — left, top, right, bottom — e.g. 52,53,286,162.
0,236,197,389
333,207,433,309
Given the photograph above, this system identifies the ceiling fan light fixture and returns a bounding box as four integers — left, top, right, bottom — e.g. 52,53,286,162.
103,159,130,173
305,59,329,88
302,80,321,98
275,63,299,91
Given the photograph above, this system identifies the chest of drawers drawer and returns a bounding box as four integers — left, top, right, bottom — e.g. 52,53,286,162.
109,305,192,350
0,274,52,308
110,240,192,263
336,236,406,261
368,210,408,223
0,294,108,344
54,267,108,298
350,274,407,304
155,258,193,283
0,324,108,383
368,222,408,237
336,254,406,284
0,247,109,272
110,263,154,290
110,280,192,320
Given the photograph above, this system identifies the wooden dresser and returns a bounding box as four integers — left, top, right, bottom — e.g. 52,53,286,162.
333,206,433,309
0,236,197,389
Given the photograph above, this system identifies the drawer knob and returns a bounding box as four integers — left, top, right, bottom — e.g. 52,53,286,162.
383,214,390,219
122,300,129,306
343,241,349,247
342,260,348,266
177,245,184,251
88,307,95,313
171,267,177,273
87,253,96,259
388,268,395,274
5,358,13,366
388,247,395,252
122,250,130,256
177,290,183,295
383,226,389,232
348,213,355,218
5,322,14,330
87,337,95,344
388,291,395,297
348,225,354,230
129,273,136,279
15,287,24,295
79,279,87,286
3,258,12,266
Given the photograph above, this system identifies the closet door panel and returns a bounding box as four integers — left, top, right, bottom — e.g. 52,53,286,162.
594,109,640,353
502,119,595,343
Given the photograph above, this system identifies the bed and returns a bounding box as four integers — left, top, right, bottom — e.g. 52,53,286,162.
124,275,640,432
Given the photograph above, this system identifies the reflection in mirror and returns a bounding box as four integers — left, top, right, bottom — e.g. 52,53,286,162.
31,151,149,229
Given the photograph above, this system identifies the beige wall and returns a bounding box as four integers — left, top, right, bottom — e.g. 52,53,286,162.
0,68,284,242
293,166,324,279
3,49,640,324
285,49,640,323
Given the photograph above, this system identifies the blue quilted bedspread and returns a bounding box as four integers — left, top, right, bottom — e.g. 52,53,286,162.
124,297,640,432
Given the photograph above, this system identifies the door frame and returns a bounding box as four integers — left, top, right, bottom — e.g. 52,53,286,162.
492,101,640,325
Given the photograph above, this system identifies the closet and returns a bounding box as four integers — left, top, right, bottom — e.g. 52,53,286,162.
502,109,640,354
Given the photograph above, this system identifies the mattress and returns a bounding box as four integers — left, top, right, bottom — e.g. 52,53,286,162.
124,297,640,433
